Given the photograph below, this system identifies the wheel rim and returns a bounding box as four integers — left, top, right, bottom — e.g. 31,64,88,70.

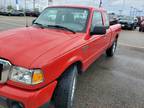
70,76,76,106
112,42,116,53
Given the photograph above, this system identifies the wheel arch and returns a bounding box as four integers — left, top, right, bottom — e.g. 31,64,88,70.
57,57,84,81
116,34,119,40
62,60,83,76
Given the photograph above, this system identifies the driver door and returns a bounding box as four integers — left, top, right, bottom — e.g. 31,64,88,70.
84,11,106,66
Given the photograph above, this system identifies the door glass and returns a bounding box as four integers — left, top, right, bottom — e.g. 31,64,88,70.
103,13,110,28
91,11,103,32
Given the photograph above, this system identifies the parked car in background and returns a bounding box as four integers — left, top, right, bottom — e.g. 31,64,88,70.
10,10,24,16
25,9,32,16
109,13,119,25
2,10,12,16
0,9,2,15
0,8,5,15
0,11,2,15
139,20,144,32
31,10,40,17
119,17,137,30
0,9,39,17
26,10,40,17
134,17,138,27
137,16,144,27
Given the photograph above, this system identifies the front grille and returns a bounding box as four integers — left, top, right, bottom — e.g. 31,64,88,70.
0,59,11,84
120,22,128,25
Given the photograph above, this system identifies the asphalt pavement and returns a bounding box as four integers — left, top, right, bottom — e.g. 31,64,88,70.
0,16,144,108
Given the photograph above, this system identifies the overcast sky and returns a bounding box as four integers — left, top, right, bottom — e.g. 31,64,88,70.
54,0,144,15
103,0,144,15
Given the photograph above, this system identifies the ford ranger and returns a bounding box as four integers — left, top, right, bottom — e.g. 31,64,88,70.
0,6,121,108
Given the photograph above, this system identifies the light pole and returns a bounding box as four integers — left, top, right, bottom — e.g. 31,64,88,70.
24,0,28,27
130,6,133,16
9,0,12,6
48,0,53,6
33,0,35,11
121,0,125,15
119,10,123,15
132,7,135,17
99,0,102,8
133,8,137,17
16,0,20,10
0,0,2,9
123,0,125,8
4,0,6,11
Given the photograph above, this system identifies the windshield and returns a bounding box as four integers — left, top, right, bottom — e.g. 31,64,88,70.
34,7,89,32
119,17,134,22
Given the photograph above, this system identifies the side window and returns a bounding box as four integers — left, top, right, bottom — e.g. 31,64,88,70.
103,13,110,28
91,11,103,32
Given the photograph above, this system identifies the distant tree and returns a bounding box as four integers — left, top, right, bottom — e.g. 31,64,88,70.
7,5,13,11
34,8,39,12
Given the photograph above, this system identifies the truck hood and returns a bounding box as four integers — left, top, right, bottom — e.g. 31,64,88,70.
0,27,76,68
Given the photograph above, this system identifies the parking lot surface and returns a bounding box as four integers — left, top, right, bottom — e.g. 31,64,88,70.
0,16,144,108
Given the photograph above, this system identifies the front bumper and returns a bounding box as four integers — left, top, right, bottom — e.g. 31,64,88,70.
121,24,132,28
0,81,57,108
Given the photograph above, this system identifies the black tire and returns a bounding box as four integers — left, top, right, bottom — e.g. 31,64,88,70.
19,14,23,16
142,28,144,32
11,102,23,108
134,26,137,29
139,27,142,32
106,40,117,57
131,25,134,30
53,66,78,108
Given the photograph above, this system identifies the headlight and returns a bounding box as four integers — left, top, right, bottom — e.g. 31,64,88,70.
9,66,44,85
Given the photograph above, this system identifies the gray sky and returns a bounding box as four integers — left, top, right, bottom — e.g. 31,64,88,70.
55,0,144,15
103,0,144,15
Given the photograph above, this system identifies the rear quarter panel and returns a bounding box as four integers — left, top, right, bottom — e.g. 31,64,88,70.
108,24,121,47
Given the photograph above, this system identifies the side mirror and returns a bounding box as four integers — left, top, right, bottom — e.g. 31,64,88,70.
91,26,106,35
32,19,36,24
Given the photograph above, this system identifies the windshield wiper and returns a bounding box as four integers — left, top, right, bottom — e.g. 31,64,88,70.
47,25,76,34
33,22,44,29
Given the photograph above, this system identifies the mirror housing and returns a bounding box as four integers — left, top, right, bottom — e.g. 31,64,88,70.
90,26,107,35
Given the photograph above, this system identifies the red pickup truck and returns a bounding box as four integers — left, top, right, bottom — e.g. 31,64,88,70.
0,6,121,108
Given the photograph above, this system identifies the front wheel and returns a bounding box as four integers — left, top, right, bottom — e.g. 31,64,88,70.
53,66,78,108
139,27,142,32
142,28,144,32
106,40,117,57
130,25,135,30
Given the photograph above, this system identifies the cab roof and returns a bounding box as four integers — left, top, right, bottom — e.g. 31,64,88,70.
48,5,106,12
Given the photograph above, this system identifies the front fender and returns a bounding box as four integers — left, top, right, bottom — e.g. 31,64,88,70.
64,56,83,71
41,54,84,86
